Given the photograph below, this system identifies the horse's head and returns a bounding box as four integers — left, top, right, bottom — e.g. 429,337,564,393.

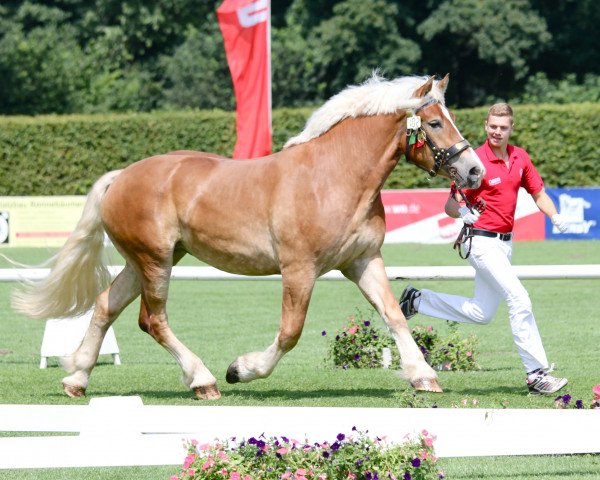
404,75,485,189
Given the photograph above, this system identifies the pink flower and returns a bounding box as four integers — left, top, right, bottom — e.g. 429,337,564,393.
191,439,198,446
282,472,292,479
593,385,600,400
230,473,241,480
198,443,212,451
466,351,472,357
277,447,289,455
218,450,230,461
221,468,228,476
427,326,433,332
244,476,252,480
187,469,195,477
183,453,196,469
170,476,179,480
348,325,359,335
295,468,308,479
420,449,428,460
347,473,357,480
201,461,214,471
423,437,434,447
421,429,429,436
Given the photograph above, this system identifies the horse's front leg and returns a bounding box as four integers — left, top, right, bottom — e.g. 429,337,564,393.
226,267,316,384
342,254,442,392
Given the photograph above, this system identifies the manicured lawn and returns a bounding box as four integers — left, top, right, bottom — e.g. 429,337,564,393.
0,241,599,479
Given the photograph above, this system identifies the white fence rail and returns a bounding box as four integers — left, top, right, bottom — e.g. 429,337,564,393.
1,396,600,469
2,264,600,282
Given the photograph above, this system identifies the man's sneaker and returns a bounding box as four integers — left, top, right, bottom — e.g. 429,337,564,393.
527,368,568,395
399,285,420,320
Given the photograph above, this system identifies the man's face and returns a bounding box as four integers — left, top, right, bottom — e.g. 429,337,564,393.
485,115,513,150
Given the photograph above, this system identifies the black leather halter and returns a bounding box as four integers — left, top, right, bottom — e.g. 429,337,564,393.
405,99,471,177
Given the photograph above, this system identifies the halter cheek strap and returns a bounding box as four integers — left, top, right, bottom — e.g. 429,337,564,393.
405,100,471,177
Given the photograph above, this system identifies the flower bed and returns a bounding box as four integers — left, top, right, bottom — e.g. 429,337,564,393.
323,314,478,372
554,385,600,410
170,428,445,480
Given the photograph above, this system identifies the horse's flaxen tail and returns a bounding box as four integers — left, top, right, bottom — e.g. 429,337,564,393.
11,170,123,320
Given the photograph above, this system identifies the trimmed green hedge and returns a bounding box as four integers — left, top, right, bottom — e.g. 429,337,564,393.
2,103,599,195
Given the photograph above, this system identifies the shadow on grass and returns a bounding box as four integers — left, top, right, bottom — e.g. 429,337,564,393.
443,385,525,396
215,387,398,402
56,386,400,402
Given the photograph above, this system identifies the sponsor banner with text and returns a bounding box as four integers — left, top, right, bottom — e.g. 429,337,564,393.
545,187,600,239
0,197,86,247
1,188,598,247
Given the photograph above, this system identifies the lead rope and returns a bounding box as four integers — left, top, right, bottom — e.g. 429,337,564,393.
451,185,485,259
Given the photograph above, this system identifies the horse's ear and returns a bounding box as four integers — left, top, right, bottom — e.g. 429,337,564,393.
412,76,435,98
437,74,450,94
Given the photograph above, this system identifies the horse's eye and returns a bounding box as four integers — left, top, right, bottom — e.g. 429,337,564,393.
428,120,442,129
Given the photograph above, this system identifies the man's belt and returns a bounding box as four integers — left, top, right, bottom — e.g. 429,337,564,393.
471,228,512,241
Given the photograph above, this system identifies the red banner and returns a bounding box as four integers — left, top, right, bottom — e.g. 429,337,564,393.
217,0,272,159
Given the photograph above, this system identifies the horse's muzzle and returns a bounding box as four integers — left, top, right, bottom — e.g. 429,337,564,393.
466,165,485,189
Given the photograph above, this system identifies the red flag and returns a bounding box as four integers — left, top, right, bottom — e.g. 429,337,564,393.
217,0,272,159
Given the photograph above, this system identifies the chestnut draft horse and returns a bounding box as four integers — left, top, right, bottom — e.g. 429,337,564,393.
13,74,485,399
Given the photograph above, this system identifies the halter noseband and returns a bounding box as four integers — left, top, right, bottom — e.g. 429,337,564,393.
405,99,471,177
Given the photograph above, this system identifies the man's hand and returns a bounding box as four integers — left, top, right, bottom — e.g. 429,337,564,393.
458,206,480,225
551,213,568,233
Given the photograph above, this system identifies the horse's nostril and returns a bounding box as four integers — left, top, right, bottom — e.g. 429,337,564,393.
470,166,481,176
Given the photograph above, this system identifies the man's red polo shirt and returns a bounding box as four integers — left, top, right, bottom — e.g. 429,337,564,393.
462,140,544,233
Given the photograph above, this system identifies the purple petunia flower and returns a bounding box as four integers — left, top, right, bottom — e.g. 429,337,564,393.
354,354,361,360
575,400,584,409
331,442,340,451
322,330,327,336
364,320,371,326
337,433,345,442
411,457,421,468
248,437,257,444
323,451,330,458
562,394,572,404
403,472,412,480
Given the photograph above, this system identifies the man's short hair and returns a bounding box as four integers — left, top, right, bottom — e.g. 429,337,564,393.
487,103,513,120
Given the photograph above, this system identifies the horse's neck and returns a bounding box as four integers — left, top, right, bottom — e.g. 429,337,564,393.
316,115,404,193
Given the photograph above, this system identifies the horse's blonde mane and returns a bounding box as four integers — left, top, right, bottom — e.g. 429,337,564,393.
284,74,446,149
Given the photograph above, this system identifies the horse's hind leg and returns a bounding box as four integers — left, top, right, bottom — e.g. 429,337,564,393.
342,254,442,392
226,268,316,384
62,264,140,397
137,298,220,400
136,256,220,400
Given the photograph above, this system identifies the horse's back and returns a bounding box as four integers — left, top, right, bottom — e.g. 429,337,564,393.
100,150,283,274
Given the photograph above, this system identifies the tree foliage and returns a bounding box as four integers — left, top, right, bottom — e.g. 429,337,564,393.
0,0,598,114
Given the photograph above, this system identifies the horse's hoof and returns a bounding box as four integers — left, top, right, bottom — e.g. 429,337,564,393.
63,381,86,398
226,363,240,384
411,378,443,393
193,384,221,400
